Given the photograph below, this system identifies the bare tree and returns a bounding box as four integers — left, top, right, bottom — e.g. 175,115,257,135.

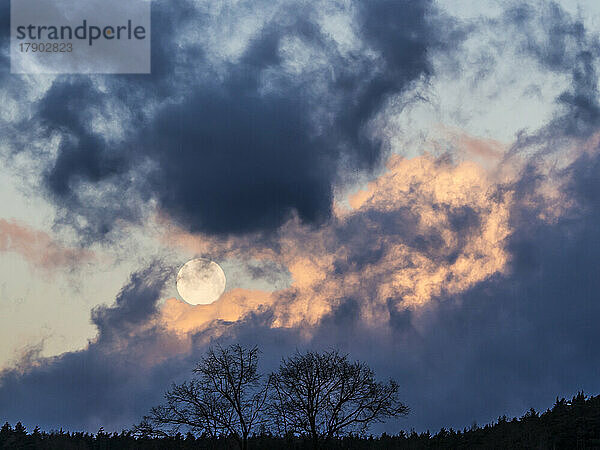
269,350,408,449
137,344,269,450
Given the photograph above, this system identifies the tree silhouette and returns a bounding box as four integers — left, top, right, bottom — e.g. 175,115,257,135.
138,344,269,450
269,349,409,449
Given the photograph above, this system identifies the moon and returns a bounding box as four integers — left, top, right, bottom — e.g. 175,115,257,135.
176,258,226,305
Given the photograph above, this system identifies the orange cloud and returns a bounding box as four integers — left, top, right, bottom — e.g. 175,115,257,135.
162,289,274,333
0,219,93,270
458,134,505,161
437,128,507,163
160,151,517,335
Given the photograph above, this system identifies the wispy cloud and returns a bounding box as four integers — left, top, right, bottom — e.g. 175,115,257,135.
0,219,93,271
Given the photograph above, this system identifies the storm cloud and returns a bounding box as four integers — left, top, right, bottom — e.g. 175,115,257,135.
17,0,459,239
0,262,182,431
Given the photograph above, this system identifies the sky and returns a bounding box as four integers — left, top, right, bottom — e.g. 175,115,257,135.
1,0,600,435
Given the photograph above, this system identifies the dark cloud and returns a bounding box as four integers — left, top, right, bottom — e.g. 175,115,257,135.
566,152,600,211
0,0,10,80
504,2,600,141
332,0,444,167
0,1,24,95
333,199,483,275
91,264,171,343
20,0,457,239
0,262,180,431
141,83,334,234
39,79,127,199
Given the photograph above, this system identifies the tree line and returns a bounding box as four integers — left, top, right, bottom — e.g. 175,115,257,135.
2,392,600,449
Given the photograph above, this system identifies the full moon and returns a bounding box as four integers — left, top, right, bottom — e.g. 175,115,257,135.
176,258,226,305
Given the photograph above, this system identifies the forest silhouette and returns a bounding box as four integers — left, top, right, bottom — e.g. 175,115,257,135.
1,345,599,449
